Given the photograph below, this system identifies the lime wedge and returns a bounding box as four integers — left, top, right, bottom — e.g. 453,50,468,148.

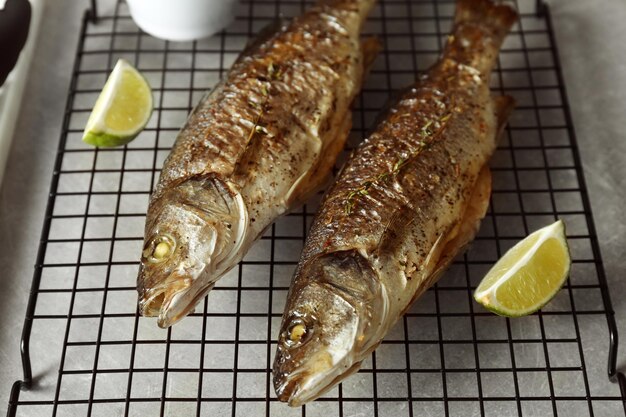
473,220,571,317
82,59,153,147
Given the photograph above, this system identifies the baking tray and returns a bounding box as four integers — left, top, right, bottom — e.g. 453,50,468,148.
6,0,626,416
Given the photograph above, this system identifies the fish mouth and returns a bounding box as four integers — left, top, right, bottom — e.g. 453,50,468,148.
138,266,212,328
274,360,362,407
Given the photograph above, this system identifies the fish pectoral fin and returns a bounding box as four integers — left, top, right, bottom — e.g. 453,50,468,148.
361,36,382,79
492,95,516,138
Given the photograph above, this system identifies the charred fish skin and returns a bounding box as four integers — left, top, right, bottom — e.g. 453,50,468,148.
274,0,517,406
137,0,379,328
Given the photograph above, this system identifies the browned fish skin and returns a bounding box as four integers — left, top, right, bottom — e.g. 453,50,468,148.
273,0,517,406
138,0,378,328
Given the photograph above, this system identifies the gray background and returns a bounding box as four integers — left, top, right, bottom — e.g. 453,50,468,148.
1,0,625,412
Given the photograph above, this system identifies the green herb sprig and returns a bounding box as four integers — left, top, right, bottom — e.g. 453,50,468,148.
344,111,453,215
246,62,283,142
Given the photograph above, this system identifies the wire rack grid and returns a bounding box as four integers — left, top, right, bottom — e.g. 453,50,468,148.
6,0,626,416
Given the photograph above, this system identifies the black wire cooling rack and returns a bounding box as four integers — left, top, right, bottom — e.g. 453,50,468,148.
6,0,626,416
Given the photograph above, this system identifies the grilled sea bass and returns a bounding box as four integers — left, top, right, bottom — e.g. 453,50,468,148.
138,0,378,328
273,0,517,406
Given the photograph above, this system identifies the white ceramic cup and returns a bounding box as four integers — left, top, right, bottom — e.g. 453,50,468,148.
126,0,237,42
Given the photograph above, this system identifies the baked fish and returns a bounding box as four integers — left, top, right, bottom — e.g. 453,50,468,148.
273,0,517,406
137,0,379,328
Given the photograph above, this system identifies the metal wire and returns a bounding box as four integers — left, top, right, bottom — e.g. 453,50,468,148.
6,0,626,416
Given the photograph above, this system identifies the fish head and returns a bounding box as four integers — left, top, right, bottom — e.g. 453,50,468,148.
273,283,361,406
137,176,247,328
273,251,386,406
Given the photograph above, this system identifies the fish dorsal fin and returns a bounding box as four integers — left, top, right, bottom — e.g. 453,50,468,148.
361,36,381,76
493,95,516,137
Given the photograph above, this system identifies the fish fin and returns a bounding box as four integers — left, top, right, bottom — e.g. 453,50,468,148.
284,114,352,207
446,0,518,74
454,0,518,42
361,36,381,79
317,0,378,19
428,165,492,284
493,95,516,138
401,165,492,318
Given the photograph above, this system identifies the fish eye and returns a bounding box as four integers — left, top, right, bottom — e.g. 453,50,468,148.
143,234,176,263
283,317,313,348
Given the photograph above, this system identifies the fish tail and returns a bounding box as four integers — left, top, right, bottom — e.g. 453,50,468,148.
454,0,518,47
444,0,518,74
317,0,378,21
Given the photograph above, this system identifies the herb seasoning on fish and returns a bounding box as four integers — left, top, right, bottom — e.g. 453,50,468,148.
137,0,380,328
273,0,518,406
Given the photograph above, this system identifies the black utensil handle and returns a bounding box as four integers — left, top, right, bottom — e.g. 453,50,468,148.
0,0,32,87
